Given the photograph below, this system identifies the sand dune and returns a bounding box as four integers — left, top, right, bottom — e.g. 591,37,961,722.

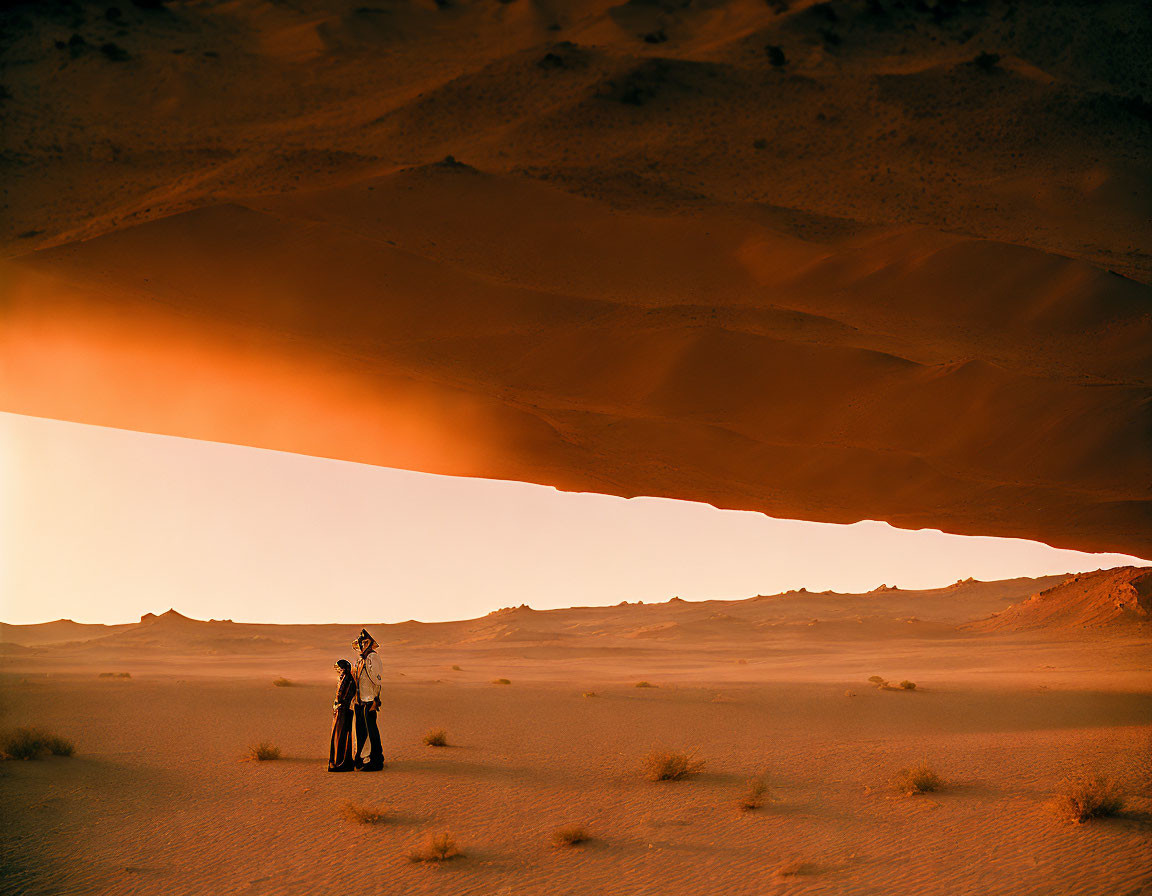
2,0,1150,557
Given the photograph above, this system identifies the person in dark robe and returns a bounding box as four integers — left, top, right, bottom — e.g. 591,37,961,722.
328,659,357,772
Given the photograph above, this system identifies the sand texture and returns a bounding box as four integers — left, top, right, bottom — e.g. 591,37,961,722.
2,0,1150,557
3,568,1150,895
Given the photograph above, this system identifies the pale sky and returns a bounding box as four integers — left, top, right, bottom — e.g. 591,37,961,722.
0,411,1146,626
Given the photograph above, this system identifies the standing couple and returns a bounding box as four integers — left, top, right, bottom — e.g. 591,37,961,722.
328,628,384,772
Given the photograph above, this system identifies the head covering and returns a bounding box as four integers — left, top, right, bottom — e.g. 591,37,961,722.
334,658,352,674
352,628,378,651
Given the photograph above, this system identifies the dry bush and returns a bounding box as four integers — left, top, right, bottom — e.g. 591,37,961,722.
844,690,856,697
423,729,449,747
2,727,74,760
247,742,281,762
341,801,388,824
739,771,770,811
450,665,462,671
644,749,705,782
98,672,131,678
492,678,511,685
583,691,599,698
899,680,917,690
868,675,888,689
272,677,293,688
1051,776,1125,823
408,831,461,863
635,681,656,688
550,824,589,847
894,763,941,795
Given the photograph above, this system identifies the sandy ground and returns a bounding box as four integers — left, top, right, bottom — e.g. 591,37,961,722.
2,624,1150,896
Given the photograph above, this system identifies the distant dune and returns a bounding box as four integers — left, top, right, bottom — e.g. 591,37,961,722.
967,566,1152,632
12,569,1138,656
1,0,1149,557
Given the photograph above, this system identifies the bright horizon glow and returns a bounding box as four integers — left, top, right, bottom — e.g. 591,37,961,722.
1,411,1147,626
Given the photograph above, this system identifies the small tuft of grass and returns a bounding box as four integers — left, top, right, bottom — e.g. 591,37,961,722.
868,675,888,689
550,824,589,847
2,727,74,760
423,729,449,747
450,665,462,671
894,763,941,795
899,680,917,690
272,677,294,688
644,749,705,782
408,831,461,863
1050,776,1125,823
247,742,281,762
492,678,511,685
739,771,770,812
341,800,388,824
635,681,656,688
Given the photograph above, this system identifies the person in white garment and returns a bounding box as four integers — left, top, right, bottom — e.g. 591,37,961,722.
351,628,384,771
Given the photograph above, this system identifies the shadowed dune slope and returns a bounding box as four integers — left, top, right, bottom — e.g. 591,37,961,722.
1,0,1149,555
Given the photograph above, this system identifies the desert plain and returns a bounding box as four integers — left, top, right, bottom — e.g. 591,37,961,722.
2,567,1150,896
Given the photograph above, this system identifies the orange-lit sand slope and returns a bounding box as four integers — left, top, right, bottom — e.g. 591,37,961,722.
2,0,1150,557
2,569,1150,895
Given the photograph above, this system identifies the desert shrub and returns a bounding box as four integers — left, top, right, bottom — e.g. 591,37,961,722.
739,772,770,811
894,763,941,795
247,742,281,762
845,690,856,697
644,749,705,782
272,677,293,688
341,801,388,824
492,678,511,685
635,681,655,688
423,729,448,747
868,675,888,689
1051,776,1125,823
100,42,130,61
550,824,589,847
409,831,461,863
2,727,74,760
99,672,131,678
583,691,599,698
899,680,917,690
450,665,461,671
765,45,787,67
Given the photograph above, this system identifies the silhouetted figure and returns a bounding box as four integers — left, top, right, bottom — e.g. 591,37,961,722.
328,659,357,772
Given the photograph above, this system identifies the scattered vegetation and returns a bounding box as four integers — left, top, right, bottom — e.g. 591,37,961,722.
550,824,590,847
408,831,461,863
247,742,281,762
899,680,917,690
739,771,770,812
868,675,889,689
423,729,449,747
1050,776,1125,823
583,691,599,698
99,672,131,678
894,763,942,795
2,727,74,760
272,677,294,688
644,749,705,782
635,681,656,688
341,801,388,824
492,678,511,685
